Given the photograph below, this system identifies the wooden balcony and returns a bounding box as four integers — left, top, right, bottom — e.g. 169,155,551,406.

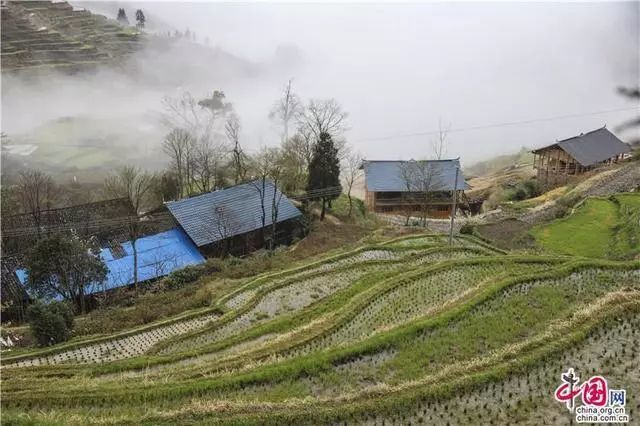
374,198,453,207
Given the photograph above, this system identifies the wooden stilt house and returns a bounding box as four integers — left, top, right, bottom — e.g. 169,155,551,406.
532,127,631,187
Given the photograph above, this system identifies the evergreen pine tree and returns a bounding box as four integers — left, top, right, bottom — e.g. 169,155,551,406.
135,9,146,29
116,8,129,25
307,132,341,220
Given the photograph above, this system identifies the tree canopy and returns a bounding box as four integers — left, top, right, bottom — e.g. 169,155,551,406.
25,234,107,313
307,132,341,220
135,9,145,28
116,8,129,25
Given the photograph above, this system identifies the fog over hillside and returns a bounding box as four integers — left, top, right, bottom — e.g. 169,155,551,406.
2,1,638,173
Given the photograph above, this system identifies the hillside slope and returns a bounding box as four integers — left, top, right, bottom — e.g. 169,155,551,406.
2,233,638,425
531,192,640,259
1,0,143,73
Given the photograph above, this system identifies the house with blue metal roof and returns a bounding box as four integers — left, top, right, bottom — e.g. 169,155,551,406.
165,179,303,256
361,158,469,217
15,227,205,297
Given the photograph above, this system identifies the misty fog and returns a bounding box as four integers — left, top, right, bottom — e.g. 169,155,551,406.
2,1,638,176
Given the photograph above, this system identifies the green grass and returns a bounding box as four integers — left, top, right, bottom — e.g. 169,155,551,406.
2,228,638,425
509,185,570,211
3,260,637,426
327,193,370,223
610,193,640,258
530,197,621,258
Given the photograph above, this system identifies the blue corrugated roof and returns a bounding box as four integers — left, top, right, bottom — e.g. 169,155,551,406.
166,180,302,247
363,159,469,192
16,228,205,296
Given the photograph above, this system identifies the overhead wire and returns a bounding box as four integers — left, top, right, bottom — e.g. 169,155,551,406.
355,106,638,143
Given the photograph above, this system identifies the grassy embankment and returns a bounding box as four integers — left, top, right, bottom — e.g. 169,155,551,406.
531,193,640,259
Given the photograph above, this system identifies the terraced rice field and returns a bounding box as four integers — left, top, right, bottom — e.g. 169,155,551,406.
1,0,143,73
4,312,220,368
1,233,638,425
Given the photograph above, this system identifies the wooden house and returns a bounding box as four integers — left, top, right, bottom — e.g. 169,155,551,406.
165,180,303,257
532,127,631,186
2,198,205,320
360,159,470,218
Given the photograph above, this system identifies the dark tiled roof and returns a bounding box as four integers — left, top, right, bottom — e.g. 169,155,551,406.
362,159,469,192
1,197,137,256
166,180,302,247
533,127,631,167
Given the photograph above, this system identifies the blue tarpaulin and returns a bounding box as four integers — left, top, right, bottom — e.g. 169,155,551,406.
16,228,205,296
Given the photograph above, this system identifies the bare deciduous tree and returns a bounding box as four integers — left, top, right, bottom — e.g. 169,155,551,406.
249,147,284,250
162,90,233,196
16,170,59,236
162,91,215,139
279,134,311,193
342,149,362,217
104,165,156,290
209,204,241,255
225,113,248,184
296,98,349,166
297,98,349,141
269,79,302,143
163,128,194,198
249,149,271,234
397,160,446,227
192,137,226,194
432,119,450,160
396,121,450,226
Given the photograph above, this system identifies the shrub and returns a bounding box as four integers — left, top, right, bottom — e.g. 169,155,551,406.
553,192,582,218
26,301,74,346
49,301,74,330
170,265,203,284
459,223,475,235
504,180,542,202
160,261,225,291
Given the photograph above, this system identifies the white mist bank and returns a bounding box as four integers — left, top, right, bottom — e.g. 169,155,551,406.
2,1,637,170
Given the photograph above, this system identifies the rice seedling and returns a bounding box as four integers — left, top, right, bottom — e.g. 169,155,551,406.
2,231,636,426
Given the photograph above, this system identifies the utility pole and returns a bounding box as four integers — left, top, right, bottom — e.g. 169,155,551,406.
449,166,459,246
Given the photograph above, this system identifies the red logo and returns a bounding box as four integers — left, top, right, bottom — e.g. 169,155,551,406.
554,369,609,412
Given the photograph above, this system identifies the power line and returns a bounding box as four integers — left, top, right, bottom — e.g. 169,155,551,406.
356,106,638,143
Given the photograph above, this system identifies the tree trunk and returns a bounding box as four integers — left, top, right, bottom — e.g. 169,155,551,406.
79,285,86,314
320,198,326,220
132,238,138,291
270,221,276,250
347,193,353,217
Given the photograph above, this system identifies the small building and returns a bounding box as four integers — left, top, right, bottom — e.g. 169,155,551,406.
91,228,204,291
0,197,136,255
14,227,205,297
3,181,302,319
166,180,303,256
361,159,469,218
2,197,139,320
532,127,631,186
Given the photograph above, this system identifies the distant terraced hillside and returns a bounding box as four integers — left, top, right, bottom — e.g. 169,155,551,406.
1,0,143,73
